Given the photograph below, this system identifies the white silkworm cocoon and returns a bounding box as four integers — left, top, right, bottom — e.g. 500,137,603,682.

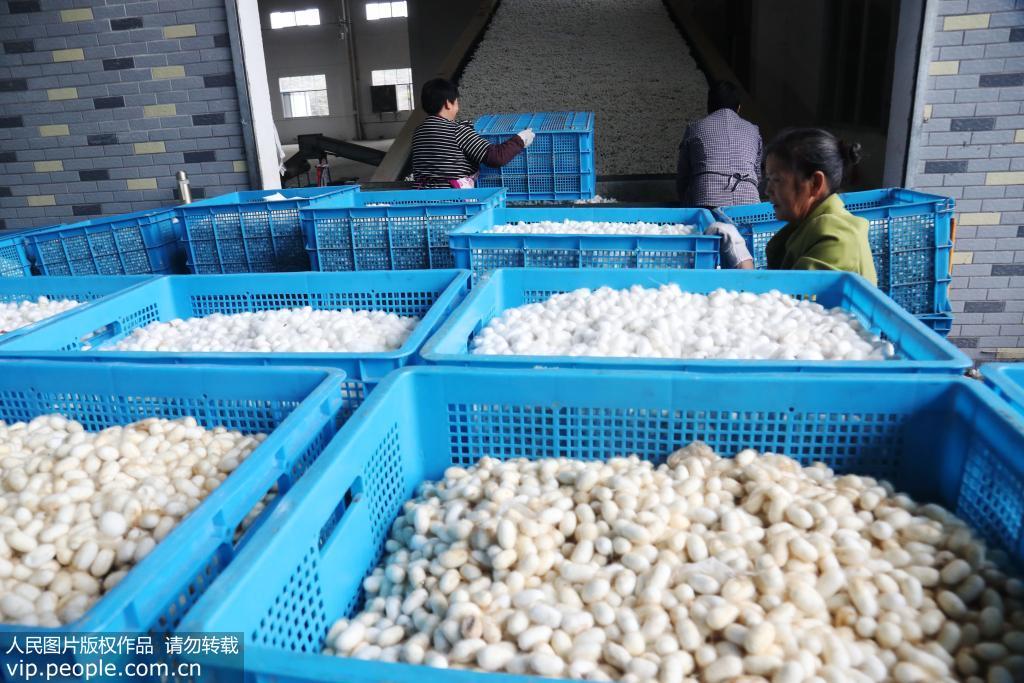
472,286,895,362
0,415,264,625
487,220,696,236
103,306,418,354
319,443,1023,680
0,298,79,336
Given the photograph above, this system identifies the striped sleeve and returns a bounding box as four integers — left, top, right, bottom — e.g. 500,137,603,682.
454,123,492,165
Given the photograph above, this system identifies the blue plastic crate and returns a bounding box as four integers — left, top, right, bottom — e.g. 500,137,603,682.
421,268,971,374
474,112,595,202
718,188,955,316
450,207,720,280
0,360,348,635
0,232,33,278
179,186,359,274
0,270,471,382
178,366,1024,683
918,311,954,337
21,208,185,276
301,188,506,271
0,274,152,342
983,363,1024,420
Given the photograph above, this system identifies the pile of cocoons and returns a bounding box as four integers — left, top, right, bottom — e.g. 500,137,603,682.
0,297,79,335
574,196,618,205
458,0,706,175
100,307,419,353
487,221,696,236
471,285,895,361
323,443,1024,682
0,415,265,626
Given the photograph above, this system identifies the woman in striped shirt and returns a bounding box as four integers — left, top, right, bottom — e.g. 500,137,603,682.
411,78,534,189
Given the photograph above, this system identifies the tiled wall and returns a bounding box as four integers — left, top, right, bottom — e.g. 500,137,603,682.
909,0,1024,360
0,0,251,230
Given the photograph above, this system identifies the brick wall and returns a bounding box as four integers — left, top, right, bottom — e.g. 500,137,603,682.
909,0,1024,361
0,0,250,231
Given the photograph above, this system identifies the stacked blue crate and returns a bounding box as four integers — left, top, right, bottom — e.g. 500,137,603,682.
301,188,505,271
0,233,33,277
21,209,185,275
719,189,955,332
449,207,720,280
475,112,595,202
178,186,359,273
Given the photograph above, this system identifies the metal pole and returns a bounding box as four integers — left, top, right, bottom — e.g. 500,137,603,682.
340,0,365,140
176,171,193,204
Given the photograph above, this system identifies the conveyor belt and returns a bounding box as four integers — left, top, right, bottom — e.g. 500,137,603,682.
373,0,757,195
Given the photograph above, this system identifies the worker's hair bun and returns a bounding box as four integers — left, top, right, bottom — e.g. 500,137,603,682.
839,140,863,167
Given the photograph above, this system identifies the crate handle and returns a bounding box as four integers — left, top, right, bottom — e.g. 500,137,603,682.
947,216,957,277
79,321,121,349
318,477,363,550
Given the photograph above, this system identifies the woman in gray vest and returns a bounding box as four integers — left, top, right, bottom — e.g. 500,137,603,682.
676,80,763,210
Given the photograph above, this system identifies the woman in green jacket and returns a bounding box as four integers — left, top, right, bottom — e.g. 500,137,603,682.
709,128,878,286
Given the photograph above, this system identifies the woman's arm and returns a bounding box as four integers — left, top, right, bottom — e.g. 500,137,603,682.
482,135,525,167
454,124,526,168
706,222,753,269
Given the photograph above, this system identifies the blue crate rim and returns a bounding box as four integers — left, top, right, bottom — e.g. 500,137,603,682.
179,186,359,210
982,363,1024,420
474,111,595,135
23,208,180,238
302,188,507,213
450,235,723,247
450,207,719,240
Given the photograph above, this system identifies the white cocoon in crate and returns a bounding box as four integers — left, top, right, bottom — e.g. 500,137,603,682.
487,220,696,236
0,297,79,335
325,443,1024,680
0,415,265,626
472,285,895,361
101,307,419,354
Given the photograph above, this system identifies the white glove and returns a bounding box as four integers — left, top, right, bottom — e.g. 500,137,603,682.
705,221,753,269
517,129,535,147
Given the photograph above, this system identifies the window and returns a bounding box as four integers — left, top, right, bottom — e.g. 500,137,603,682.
371,68,413,111
279,74,329,118
269,9,320,29
366,2,406,21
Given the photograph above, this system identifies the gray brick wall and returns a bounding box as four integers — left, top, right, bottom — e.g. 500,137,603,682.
908,0,1024,361
0,0,249,231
